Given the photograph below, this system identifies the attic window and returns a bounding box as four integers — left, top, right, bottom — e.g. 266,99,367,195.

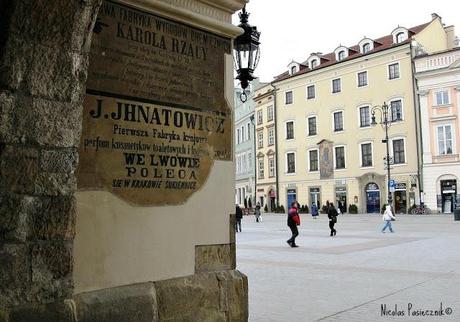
338,50,346,61
311,59,318,68
291,66,297,74
362,43,371,53
396,32,406,43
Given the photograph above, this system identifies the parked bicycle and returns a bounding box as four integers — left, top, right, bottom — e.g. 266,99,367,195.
410,205,431,215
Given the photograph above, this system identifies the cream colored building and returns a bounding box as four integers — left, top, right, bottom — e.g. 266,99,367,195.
415,48,460,213
273,15,455,214
253,84,278,211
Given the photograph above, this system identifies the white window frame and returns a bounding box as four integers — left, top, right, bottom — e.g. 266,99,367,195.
236,128,240,144
359,141,374,168
258,157,265,179
358,105,371,128
268,127,275,146
257,130,264,149
388,62,401,80
267,105,274,121
390,137,407,166
285,151,296,175
285,90,293,105
357,70,368,87
307,115,317,136
389,98,404,122
307,148,319,172
332,110,344,132
333,145,347,170
285,120,295,140
257,109,263,125
436,124,455,155
331,78,342,94
306,84,316,100
268,157,275,178
433,89,451,106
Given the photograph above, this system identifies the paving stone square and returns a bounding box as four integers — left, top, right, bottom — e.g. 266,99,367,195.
236,213,460,322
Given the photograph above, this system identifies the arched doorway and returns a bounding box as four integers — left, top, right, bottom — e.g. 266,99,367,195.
366,182,381,213
268,188,276,211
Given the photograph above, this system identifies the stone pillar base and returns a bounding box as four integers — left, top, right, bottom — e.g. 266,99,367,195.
2,270,248,322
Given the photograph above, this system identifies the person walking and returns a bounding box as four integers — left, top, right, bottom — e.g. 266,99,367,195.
382,205,396,233
311,202,319,219
235,204,243,233
287,201,300,247
255,202,262,223
328,203,338,237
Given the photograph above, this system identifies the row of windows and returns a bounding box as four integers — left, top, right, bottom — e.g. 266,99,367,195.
286,63,400,104
257,127,275,148
284,139,406,174
256,105,274,125
257,156,276,179
282,100,403,140
236,122,252,145
235,151,252,175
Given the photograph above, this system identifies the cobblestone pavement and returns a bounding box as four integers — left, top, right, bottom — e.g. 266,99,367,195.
236,213,460,322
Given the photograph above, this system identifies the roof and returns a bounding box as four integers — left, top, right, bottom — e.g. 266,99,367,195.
273,21,431,83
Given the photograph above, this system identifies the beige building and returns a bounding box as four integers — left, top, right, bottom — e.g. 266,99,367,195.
253,84,278,211
273,15,455,214
415,47,460,213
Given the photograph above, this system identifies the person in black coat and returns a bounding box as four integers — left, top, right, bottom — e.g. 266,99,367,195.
328,203,338,237
235,205,243,232
286,201,300,247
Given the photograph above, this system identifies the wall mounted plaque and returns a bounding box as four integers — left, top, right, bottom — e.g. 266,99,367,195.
77,0,232,205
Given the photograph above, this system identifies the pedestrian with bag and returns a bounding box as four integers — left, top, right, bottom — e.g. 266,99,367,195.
287,201,300,247
255,202,262,223
235,204,243,233
328,203,338,237
382,204,396,233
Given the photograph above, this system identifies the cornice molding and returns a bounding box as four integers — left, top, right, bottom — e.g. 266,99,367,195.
118,0,244,38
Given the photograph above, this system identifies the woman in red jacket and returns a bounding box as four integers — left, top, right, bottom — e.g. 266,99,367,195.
287,201,300,247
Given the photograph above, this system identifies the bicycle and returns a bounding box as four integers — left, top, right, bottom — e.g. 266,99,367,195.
410,205,431,215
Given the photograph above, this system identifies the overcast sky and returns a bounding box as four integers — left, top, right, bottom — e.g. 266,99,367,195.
232,0,460,83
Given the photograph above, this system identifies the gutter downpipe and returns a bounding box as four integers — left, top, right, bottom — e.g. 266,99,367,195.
270,82,280,209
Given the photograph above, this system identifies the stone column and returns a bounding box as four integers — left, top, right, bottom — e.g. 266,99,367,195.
0,0,101,319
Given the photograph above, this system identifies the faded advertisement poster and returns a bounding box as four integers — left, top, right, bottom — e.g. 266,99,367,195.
318,139,334,180
77,0,232,205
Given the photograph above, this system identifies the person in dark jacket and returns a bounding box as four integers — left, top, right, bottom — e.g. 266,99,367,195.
235,205,243,232
328,203,338,236
311,202,319,219
286,201,300,247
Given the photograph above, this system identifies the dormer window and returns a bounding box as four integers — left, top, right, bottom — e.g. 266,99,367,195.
362,43,370,53
334,46,349,61
392,27,409,44
287,61,300,76
358,38,374,54
311,59,318,68
291,66,297,74
338,51,346,61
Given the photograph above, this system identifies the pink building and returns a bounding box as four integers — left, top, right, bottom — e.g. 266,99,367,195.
415,48,460,213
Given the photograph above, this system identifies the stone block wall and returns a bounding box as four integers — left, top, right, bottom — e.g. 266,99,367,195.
0,0,102,310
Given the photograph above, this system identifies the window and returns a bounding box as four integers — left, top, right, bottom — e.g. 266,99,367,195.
357,71,367,87
308,116,317,136
333,111,343,132
335,146,345,169
361,143,373,167
388,63,400,79
359,106,370,127
291,66,297,74
338,50,346,61
268,157,275,177
390,100,403,122
257,110,263,125
236,129,240,144
311,60,318,68
241,126,245,142
247,123,251,140
362,43,371,53
392,139,405,164
248,152,252,170
268,127,274,146
307,85,315,99
257,131,263,149
332,78,341,93
437,125,453,155
267,105,274,121
286,121,294,139
396,32,405,43
242,154,246,172
435,90,450,106
285,91,293,104
286,152,296,173
258,158,264,179
309,150,318,172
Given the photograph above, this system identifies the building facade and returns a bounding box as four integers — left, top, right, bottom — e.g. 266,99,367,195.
253,84,278,211
273,15,455,214
415,48,460,213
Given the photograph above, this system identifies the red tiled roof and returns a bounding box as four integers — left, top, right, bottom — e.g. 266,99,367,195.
273,21,431,82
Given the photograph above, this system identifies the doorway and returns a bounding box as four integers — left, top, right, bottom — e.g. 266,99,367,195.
394,183,407,214
287,188,297,209
309,187,321,209
366,182,380,213
335,186,347,213
441,180,456,213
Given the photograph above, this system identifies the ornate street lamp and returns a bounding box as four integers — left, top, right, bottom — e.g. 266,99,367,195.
371,102,393,206
233,6,260,102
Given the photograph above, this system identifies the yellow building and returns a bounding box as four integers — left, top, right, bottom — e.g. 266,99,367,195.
253,84,278,211
273,15,455,214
